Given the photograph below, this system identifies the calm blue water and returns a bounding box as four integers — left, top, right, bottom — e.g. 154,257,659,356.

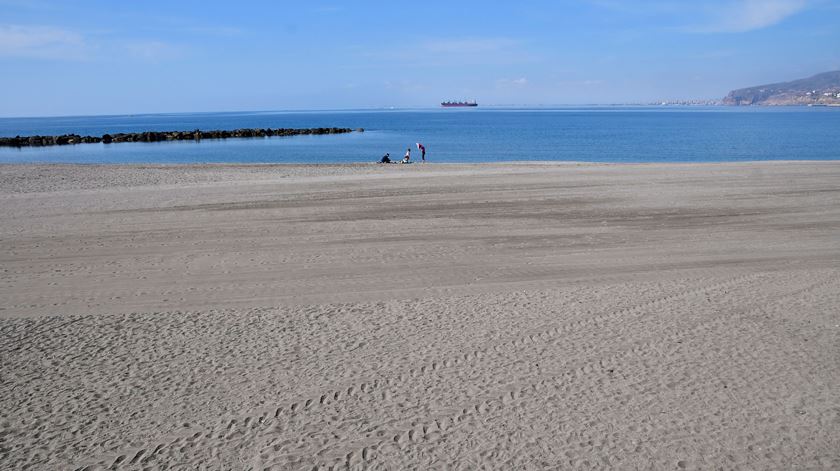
1,107,839,164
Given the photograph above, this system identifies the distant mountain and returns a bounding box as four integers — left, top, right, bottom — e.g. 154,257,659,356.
723,71,840,106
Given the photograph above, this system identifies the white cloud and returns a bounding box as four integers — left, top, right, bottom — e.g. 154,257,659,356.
0,24,183,61
688,0,808,33
590,0,809,33
0,24,89,59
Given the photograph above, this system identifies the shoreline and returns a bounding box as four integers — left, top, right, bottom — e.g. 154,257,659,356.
0,161,840,169
3,160,839,195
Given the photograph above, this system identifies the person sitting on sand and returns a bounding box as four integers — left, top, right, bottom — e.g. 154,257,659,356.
403,147,411,163
380,153,391,163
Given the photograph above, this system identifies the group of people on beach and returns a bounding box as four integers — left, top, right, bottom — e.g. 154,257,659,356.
380,142,426,164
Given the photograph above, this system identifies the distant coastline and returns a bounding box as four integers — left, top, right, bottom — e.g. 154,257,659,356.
723,71,840,106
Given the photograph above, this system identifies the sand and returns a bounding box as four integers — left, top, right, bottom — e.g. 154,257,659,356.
1,161,838,470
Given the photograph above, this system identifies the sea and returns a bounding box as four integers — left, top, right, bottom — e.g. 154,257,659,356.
1,107,839,164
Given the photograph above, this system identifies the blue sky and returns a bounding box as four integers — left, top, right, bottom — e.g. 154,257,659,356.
1,0,838,116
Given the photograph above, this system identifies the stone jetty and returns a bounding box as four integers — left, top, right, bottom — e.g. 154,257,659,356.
0,127,361,148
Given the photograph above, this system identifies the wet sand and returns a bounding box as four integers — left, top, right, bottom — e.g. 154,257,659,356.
1,162,839,469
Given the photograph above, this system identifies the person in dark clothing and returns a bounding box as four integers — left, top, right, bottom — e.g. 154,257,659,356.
380,153,391,163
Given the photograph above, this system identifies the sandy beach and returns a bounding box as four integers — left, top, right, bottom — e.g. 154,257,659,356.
1,161,838,470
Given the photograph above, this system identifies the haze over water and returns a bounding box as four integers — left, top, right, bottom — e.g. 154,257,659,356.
1,107,839,164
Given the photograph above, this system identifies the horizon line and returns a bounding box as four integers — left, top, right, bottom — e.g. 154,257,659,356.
0,102,737,120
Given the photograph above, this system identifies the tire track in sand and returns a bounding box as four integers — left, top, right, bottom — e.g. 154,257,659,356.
85,270,774,469
302,271,838,470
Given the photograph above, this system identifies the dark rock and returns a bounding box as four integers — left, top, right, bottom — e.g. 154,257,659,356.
0,127,357,147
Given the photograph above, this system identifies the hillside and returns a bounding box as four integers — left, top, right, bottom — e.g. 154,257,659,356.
723,70,840,105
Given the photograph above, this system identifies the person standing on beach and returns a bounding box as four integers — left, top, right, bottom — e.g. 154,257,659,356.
417,142,426,162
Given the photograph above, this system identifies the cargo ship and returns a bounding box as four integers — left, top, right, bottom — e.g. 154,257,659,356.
441,100,478,107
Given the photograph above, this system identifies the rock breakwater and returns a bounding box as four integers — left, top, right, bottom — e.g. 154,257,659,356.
0,127,361,148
